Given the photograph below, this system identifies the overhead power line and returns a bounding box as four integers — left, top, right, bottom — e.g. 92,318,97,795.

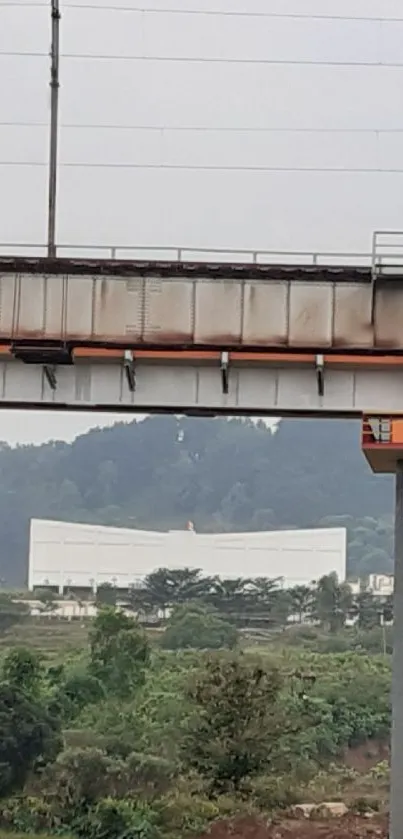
59,4,403,24
61,5,403,23
2,122,403,135
2,3,403,22
1,51,403,68
2,162,403,174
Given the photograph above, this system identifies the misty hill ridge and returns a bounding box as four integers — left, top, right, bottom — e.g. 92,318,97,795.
0,416,394,585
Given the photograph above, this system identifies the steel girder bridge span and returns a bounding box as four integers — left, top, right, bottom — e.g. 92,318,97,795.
3,230,403,837
3,230,403,417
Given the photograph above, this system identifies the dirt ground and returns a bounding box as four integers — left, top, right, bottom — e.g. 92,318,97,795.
344,740,390,773
196,815,388,839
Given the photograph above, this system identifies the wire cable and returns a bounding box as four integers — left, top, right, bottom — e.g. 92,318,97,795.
3,3,402,23
1,51,403,68
1,122,403,133
2,161,403,173
0,51,47,57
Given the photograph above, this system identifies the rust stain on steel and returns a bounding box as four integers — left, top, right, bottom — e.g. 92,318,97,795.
11,328,48,340
242,282,288,346
94,277,139,340
144,280,193,344
194,281,242,344
140,330,194,345
42,273,64,339
288,284,333,347
0,275,17,338
333,285,374,348
100,278,108,305
65,276,94,339
16,274,47,338
375,287,403,349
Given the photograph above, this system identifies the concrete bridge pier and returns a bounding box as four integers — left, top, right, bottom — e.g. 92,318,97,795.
391,461,403,839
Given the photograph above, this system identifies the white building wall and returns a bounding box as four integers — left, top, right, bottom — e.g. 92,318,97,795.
28,519,346,591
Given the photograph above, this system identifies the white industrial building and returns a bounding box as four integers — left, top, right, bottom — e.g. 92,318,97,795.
28,518,346,594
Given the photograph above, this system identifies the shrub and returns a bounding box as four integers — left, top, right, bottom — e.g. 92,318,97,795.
0,795,56,834
161,606,238,651
75,798,161,839
157,791,221,836
246,775,302,810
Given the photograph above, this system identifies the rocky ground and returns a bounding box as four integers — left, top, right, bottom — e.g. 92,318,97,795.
197,815,388,838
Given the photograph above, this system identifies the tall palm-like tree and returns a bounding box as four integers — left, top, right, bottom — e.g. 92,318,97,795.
311,573,353,633
289,585,315,623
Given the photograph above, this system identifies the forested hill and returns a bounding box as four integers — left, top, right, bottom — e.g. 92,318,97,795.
0,416,394,586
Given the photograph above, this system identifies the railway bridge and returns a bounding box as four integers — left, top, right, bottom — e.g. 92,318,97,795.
3,230,403,838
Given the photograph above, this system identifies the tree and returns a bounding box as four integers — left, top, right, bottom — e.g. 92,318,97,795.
53,670,106,721
89,607,150,697
312,573,353,633
0,682,62,796
252,578,291,626
352,590,382,630
184,655,285,791
205,577,254,621
96,582,118,607
129,568,210,615
35,588,58,615
382,594,394,624
161,604,238,651
289,585,315,623
0,594,29,633
3,647,44,696
205,576,289,627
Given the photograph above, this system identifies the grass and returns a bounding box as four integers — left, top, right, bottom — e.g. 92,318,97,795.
0,834,74,839
0,619,164,663
0,619,89,661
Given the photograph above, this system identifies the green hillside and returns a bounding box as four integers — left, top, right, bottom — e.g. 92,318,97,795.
0,416,394,586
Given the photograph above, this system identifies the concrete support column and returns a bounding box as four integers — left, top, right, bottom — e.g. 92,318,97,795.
390,460,403,839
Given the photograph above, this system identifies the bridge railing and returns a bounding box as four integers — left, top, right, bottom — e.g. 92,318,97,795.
372,231,403,275
2,237,403,269
0,242,374,265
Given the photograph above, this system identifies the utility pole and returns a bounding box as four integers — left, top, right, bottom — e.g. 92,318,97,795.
47,0,60,258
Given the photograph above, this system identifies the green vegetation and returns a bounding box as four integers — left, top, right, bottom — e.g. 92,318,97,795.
127,569,392,641
88,608,150,697
160,604,238,650
0,603,392,839
0,416,394,586
0,416,395,836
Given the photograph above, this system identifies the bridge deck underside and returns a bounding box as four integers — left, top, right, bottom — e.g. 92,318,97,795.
2,358,403,417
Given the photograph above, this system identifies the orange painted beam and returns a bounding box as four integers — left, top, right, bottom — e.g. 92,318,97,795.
73,348,124,359
328,355,403,367
391,420,403,444
72,348,403,367
0,344,393,367
72,348,220,361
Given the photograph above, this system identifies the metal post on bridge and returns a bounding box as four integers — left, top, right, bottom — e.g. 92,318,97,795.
390,460,403,839
47,0,60,259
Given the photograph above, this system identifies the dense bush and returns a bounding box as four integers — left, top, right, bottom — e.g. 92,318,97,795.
0,609,393,838
160,605,238,651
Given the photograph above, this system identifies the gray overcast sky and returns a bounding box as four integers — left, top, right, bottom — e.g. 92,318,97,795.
0,0,403,444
